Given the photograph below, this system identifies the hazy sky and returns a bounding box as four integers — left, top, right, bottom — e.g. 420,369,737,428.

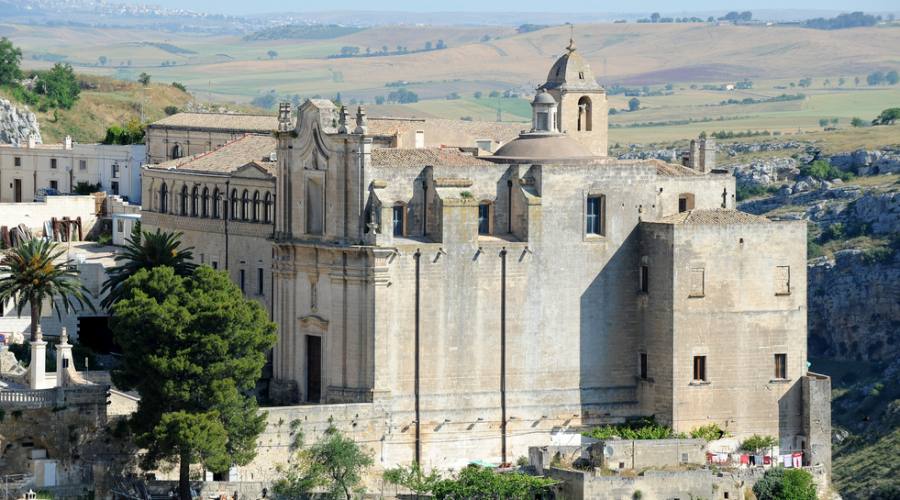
140,0,899,15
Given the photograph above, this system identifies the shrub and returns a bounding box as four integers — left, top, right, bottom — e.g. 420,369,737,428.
432,466,556,499
740,434,777,454
171,81,187,92
753,468,816,500
163,105,179,116
799,159,852,181
73,181,102,195
690,423,727,441
584,417,682,440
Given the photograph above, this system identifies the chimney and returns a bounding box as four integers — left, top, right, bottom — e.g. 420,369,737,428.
27,134,36,149
64,135,73,150
699,136,716,172
415,130,425,149
689,139,700,169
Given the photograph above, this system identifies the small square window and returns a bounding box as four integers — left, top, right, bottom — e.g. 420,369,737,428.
14,157,21,167
49,180,58,190
50,158,57,169
774,353,787,379
693,355,707,382
79,159,87,170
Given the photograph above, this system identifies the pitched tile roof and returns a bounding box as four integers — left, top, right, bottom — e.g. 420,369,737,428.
368,117,523,143
370,147,494,168
655,209,771,225
150,112,278,133
149,135,276,175
652,159,702,177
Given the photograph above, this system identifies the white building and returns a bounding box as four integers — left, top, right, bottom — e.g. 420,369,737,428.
0,136,145,204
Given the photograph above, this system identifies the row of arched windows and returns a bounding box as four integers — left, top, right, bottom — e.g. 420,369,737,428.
157,182,274,224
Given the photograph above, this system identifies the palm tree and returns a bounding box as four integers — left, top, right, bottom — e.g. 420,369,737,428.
101,228,196,309
0,238,94,342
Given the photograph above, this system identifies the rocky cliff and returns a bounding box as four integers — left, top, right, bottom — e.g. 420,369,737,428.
0,98,42,145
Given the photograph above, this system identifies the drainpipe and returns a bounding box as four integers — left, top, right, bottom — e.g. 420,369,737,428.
506,180,513,234
414,248,422,464
224,179,230,271
500,246,508,465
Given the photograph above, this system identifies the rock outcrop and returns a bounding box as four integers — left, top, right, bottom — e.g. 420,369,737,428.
830,148,900,176
808,250,900,361
0,98,42,145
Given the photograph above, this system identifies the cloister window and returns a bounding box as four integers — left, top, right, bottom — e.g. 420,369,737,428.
252,191,260,222
212,188,221,218
201,187,210,217
241,190,250,221
190,186,199,216
180,185,189,215
230,189,239,220
263,192,272,223
159,183,168,213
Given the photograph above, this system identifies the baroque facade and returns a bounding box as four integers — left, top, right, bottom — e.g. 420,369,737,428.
143,42,830,473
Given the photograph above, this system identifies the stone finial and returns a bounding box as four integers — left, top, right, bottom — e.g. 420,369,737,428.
60,327,69,346
338,105,351,134
34,324,42,342
566,25,577,53
277,102,292,132
354,106,368,134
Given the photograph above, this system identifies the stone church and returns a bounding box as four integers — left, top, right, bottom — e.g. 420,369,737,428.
143,41,830,472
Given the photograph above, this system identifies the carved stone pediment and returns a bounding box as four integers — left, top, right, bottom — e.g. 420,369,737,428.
299,314,329,332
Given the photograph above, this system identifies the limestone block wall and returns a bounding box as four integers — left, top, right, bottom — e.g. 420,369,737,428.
0,195,98,235
802,373,832,476
654,174,736,217
594,439,707,471
146,128,249,164
652,221,808,444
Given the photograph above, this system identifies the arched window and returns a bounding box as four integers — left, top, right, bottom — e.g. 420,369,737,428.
201,187,210,217
252,191,260,222
190,186,199,216
263,192,272,223
478,201,492,235
172,144,183,159
230,189,239,220
241,190,249,221
577,96,592,132
180,185,188,215
159,183,168,213
212,188,220,219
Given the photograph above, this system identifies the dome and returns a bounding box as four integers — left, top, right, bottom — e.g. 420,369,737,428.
541,39,603,92
533,89,557,105
490,133,593,162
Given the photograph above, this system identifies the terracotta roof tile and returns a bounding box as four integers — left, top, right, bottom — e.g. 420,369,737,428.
655,209,771,225
370,147,494,167
149,135,276,175
150,112,277,132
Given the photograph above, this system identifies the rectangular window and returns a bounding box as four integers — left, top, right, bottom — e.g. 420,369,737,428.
212,261,219,270
693,355,707,382
639,353,648,380
586,195,604,235
478,203,490,235
50,158,57,169
49,180,58,190
640,265,649,293
392,205,404,237
112,164,120,178
79,159,86,170
116,220,124,233
239,269,246,294
257,268,264,296
14,157,21,167
689,268,705,297
774,353,787,379
111,181,119,195
775,266,791,295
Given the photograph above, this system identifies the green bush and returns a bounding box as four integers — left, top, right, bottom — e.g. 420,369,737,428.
73,181,102,195
740,434,777,454
736,184,779,201
103,118,146,145
432,466,556,499
690,423,727,441
584,417,683,440
753,467,817,500
799,159,852,181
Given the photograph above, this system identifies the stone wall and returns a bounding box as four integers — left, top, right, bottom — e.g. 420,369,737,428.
593,439,707,471
0,195,99,235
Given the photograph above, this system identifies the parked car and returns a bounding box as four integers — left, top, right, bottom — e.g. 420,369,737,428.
34,187,60,202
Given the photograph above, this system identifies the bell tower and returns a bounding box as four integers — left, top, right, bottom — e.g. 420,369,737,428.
539,37,608,156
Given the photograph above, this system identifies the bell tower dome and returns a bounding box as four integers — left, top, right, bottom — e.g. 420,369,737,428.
539,37,608,156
